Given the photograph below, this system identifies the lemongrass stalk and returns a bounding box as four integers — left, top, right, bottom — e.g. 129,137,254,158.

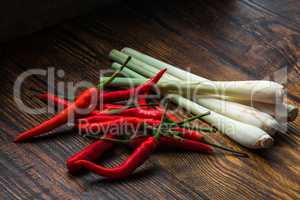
122,48,285,105
195,97,281,135
102,74,298,123
160,80,283,104
100,77,281,104
212,95,298,123
122,48,298,122
122,47,208,82
255,103,298,123
111,62,146,79
286,104,298,122
109,57,273,148
109,50,177,80
169,94,273,149
100,77,149,87
245,101,297,123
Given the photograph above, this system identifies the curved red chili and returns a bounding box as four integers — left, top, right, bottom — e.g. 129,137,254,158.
74,136,158,179
15,87,98,142
67,133,116,174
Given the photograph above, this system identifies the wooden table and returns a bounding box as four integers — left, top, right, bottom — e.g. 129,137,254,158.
1,0,299,199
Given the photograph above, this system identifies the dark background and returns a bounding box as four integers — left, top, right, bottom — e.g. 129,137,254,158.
0,0,120,42
0,0,299,199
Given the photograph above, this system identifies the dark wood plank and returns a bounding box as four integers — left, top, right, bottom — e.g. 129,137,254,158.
0,0,299,199
247,0,300,24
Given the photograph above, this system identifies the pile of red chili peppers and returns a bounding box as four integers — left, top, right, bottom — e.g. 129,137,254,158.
15,57,248,179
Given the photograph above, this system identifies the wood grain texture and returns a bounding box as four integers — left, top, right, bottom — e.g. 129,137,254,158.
0,0,299,199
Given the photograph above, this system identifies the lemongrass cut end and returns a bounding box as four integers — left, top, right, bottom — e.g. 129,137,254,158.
256,135,274,149
287,104,298,122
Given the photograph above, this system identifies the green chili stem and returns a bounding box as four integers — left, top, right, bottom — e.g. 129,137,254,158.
112,103,159,107
165,111,210,130
173,111,210,126
154,101,169,139
203,140,249,158
99,56,131,89
177,125,215,133
138,103,159,107
99,137,130,144
161,128,248,157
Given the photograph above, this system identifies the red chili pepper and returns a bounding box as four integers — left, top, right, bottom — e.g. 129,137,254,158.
15,87,98,142
129,136,213,153
138,95,148,105
79,108,161,124
67,133,116,174
36,93,123,112
103,104,123,110
76,115,122,124
36,93,115,116
36,68,166,118
114,108,162,119
99,68,167,102
37,93,70,108
167,113,181,123
74,136,158,179
172,127,204,141
38,93,103,117
99,101,162,119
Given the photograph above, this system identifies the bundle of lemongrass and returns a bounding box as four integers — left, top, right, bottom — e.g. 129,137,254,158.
103,48,298,149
